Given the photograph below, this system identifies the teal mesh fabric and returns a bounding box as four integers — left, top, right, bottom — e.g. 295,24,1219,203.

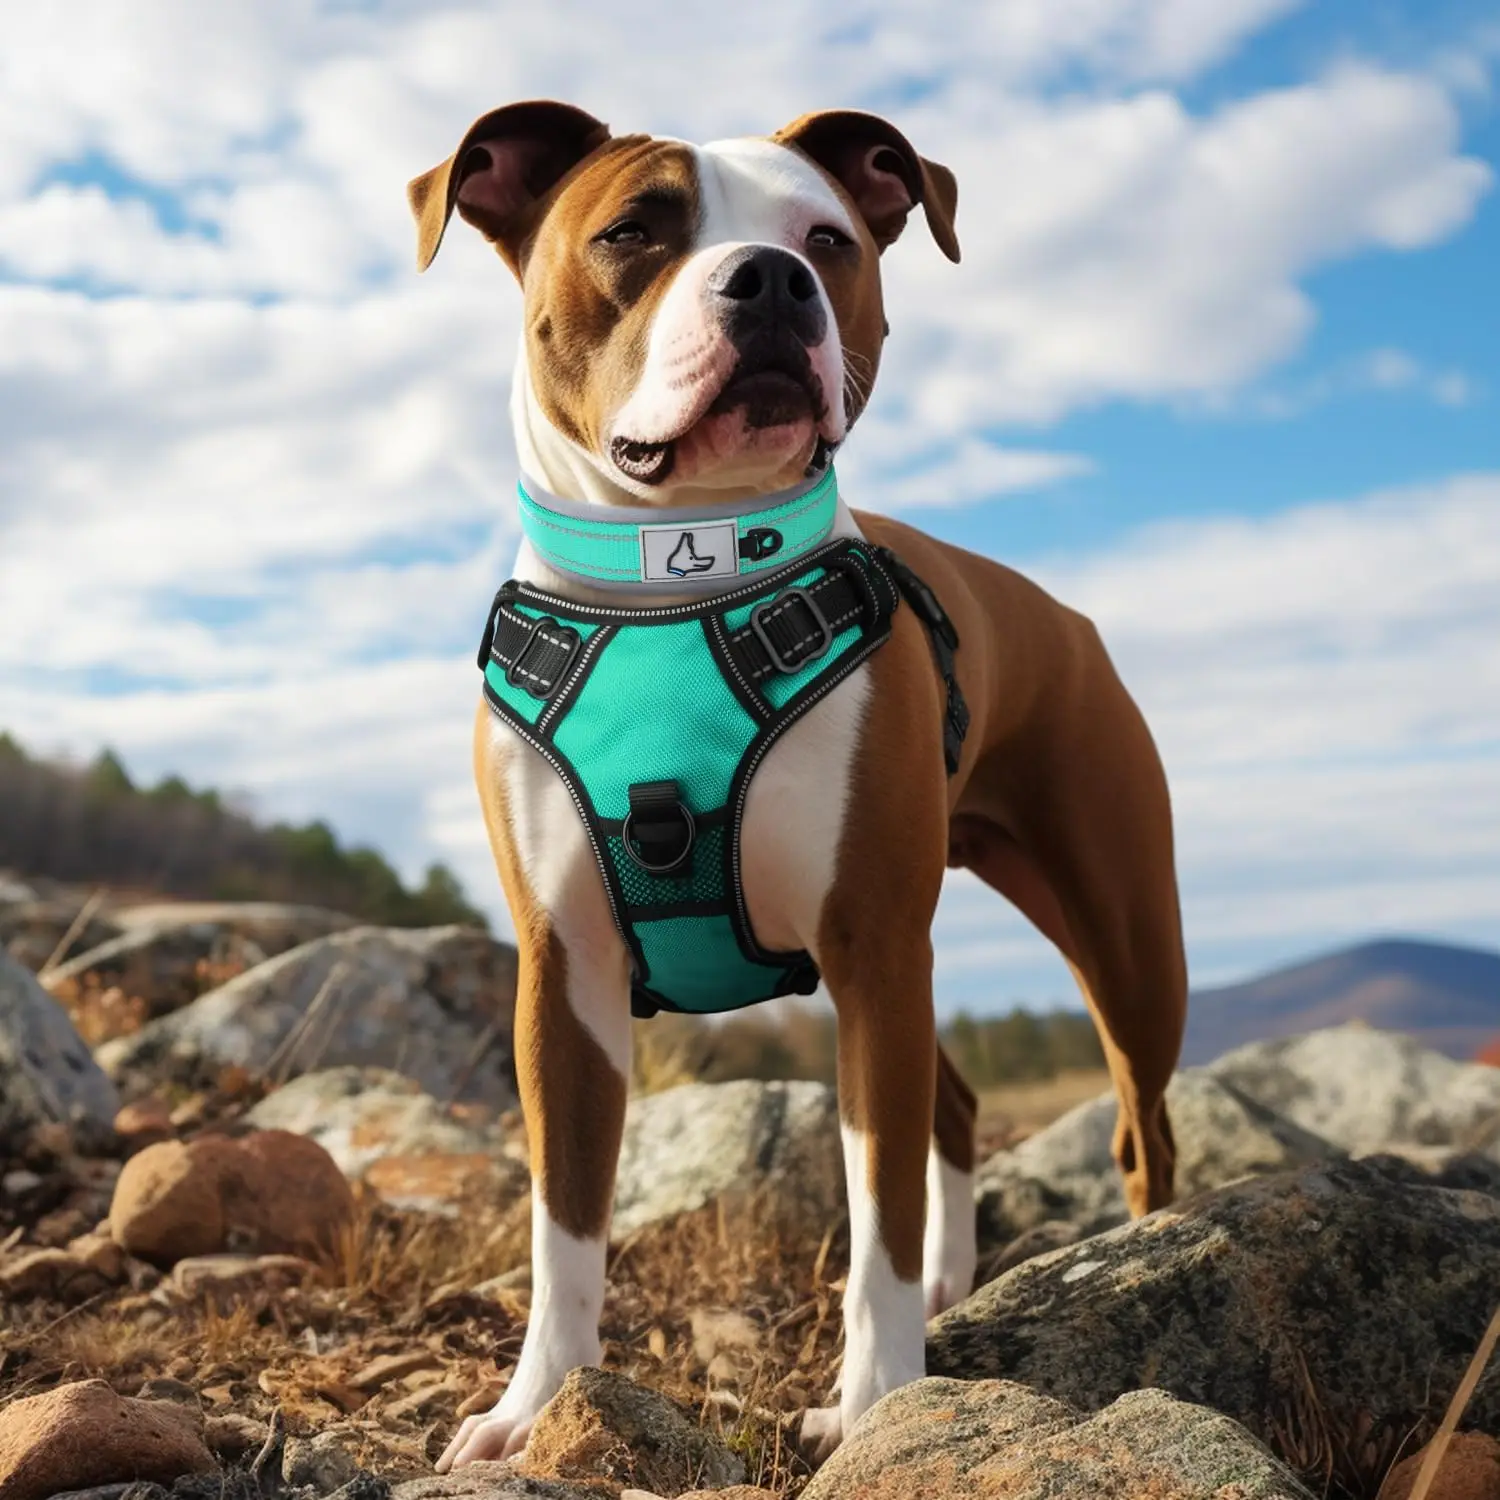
479,542,894,1015
606,823,727,908
552,621,754,818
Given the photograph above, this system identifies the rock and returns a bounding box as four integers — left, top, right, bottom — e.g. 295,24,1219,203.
245,1068,512,1178
1209,1025,1500,1156
282,1433,362,1494
0,1230,125,1302
518,1368,744,1494
363,1153,528,1217
0,951,120,1153
202,1416,269,1465
46,903,356,1027
169,1252,320,1307
133,1381,202,1424
109,1130,354,1266
391,1468,623,1500
0,889,120,974
1380,1432,1500,1500
0,1379,216,1500
979,1218,1085,1279
975,1067,1341,1245
612,1080,842,1239
97,926,518,1108
931,1160,1500,1471
113,1098,176,1150
801,1379,1314,1499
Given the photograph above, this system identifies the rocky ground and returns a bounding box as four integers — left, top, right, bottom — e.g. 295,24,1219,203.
4,875,1500,1499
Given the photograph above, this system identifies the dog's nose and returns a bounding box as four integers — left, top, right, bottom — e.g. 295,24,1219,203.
708,246,827,345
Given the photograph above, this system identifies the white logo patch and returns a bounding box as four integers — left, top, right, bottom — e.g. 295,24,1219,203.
639,520,739,583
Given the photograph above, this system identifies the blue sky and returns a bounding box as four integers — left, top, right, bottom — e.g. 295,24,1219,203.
1,0,1497,1017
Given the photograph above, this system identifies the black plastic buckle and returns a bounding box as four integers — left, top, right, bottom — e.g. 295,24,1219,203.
750,586,834,675
944,685,971,774
623,780,696,875
739,527,784,563
504,613,579,701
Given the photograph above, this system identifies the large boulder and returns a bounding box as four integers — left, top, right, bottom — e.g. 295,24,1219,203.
976,1067,1340,1245
802,1379,1314,1499
0,1379,216,1500
931,1160,1500,1471
0,950,120,1153
1208,1025,1500,1156
96,926,519,1107
612,1080,842,1240
245,1067,513,1178
45,902,356,1027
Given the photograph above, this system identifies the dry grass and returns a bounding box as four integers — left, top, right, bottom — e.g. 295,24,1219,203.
0,1178,847,1497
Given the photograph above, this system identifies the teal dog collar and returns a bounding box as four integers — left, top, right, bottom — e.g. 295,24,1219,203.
516,466,840,590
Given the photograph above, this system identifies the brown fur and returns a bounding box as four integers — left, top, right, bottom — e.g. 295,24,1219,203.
473,706,628,1241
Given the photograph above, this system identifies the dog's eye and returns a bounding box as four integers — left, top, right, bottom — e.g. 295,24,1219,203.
807,225,853,249
597,219,650,247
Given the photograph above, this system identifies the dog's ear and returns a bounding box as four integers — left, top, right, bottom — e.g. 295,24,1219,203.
771,110,959,263
407,100,612,274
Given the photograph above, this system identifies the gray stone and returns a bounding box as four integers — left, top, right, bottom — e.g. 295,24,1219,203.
612,1080,842,1240
245,1067,510,1178
0,887,120,974
45,904,355,1023
96,926,518,1108
931,1158,1500,1468
282,1433,361,1494
0,950,120,1152
1208,1024,1500,1156
975,1066,1339,1244
803,1379,1314,1499
391,1471,615,1500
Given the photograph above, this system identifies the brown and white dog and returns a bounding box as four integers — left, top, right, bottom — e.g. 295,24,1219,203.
407,101,1187,1469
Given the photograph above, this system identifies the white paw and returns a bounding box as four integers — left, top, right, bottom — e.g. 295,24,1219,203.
436,1404,536,1471
797,1404,844,1468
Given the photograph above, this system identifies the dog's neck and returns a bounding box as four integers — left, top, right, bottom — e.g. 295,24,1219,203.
508,351,861,605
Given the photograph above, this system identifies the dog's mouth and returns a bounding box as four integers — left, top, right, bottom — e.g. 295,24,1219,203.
610,337,827,488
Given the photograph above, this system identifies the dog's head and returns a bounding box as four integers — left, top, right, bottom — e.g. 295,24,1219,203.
409,102,959,501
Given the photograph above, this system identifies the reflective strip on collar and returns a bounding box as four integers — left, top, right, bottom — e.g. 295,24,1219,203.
516,466,840,590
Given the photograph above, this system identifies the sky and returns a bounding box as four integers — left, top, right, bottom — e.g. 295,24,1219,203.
1,0,1497,1017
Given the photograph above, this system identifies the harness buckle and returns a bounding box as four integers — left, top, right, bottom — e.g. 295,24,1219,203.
749,586,834,675
504,613,580,701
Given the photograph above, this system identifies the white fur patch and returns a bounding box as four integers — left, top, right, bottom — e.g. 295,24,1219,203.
838,1124,927,1433
923,1145,978,1317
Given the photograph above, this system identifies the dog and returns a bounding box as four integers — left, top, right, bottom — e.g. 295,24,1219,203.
406,101,1187,1469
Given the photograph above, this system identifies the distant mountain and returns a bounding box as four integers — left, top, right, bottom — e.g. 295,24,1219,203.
1182,937,1500,1065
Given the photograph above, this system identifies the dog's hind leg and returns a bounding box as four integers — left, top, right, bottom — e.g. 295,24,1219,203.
440,710,633,1470
949,650,1187,1220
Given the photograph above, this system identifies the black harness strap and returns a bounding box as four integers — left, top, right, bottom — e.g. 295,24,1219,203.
486,605,582,700
872,546,970,775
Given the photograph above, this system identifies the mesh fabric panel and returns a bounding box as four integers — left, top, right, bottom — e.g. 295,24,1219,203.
607,823,726,908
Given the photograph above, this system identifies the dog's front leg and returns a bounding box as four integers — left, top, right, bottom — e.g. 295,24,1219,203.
800,937,936,1464
442,720,632,1469
438,919,630,1468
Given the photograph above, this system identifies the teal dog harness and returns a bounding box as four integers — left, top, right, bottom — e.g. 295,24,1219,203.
478,468,967,1019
